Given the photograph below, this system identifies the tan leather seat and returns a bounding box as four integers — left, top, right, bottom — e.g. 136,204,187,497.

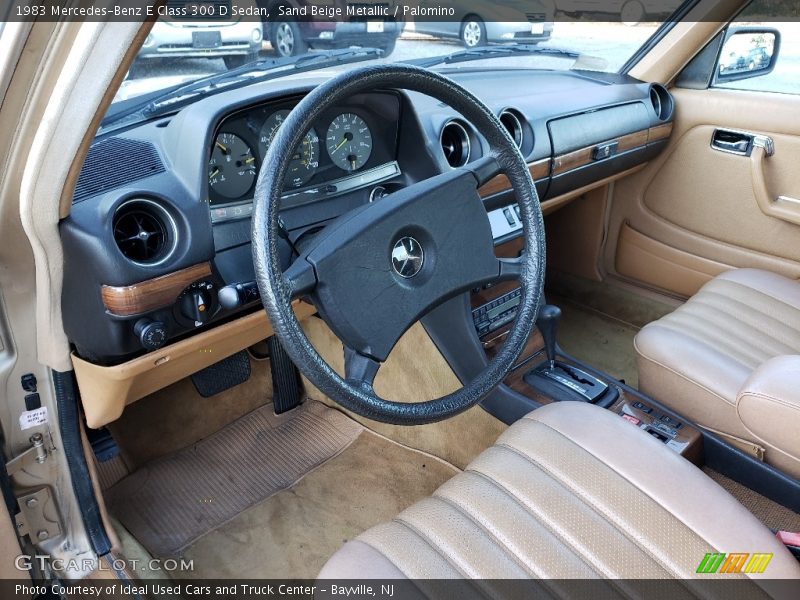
319,402,800,586
635,269,800,477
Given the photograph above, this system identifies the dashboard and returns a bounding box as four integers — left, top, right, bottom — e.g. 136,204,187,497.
62,68,674,366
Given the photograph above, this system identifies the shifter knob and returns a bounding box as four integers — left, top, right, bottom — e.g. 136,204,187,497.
536,304,561,370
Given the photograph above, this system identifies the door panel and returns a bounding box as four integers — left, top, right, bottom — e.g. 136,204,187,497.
604,87,800,298
644,126,800,261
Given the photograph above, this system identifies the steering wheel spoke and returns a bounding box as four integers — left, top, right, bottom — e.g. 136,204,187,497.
497,254,524,282
284,257,317,299
463,154,501,188
344,345,381,391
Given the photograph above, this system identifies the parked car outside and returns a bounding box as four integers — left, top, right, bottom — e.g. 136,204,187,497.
719,40,773,74
412,0,553,48
138,16,264,69
556,0,678,24
258,0,404,57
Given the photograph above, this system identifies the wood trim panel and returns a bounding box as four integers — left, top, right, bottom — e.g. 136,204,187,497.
479,158,550,197
552,127,656,177
479,124,672,197
101,262,212,316
618,129,650,153
649,122,674,143
552,146,595,177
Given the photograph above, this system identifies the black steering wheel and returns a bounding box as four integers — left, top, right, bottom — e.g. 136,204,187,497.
252,64,545,425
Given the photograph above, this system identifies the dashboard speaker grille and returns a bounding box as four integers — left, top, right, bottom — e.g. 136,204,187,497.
112,200,172,265
73,138,165,203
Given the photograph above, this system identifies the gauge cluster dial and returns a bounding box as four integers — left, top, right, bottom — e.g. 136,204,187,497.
207,94,399,207
208,132,256,199
325,113,373,172
259,109,319,188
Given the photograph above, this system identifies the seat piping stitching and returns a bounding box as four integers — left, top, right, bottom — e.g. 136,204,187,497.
390,515,494,599
494,441,693,586
430,491,543,580
463,468,608,580
521,418,756,583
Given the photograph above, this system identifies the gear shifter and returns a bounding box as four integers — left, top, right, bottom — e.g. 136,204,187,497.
536,304,561,371
524,303,618,407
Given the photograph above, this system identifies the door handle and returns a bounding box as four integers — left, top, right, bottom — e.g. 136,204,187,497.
749,139,800,225
711,128,774,157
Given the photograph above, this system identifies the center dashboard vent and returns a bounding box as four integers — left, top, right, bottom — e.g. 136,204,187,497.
112,199,175,265
440,120,472,168
499,110,524,149
73,138,165,203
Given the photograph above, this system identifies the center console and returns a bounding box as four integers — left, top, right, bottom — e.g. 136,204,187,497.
463,236,702,462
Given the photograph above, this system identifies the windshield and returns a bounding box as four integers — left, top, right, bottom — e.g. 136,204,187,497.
117,5,676,104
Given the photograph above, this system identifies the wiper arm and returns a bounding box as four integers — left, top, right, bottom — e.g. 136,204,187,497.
103,47,384,128
409,45,580,68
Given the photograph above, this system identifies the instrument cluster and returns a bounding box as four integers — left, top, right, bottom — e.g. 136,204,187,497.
207,93,399,207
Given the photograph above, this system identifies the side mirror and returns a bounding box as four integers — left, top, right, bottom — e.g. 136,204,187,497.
715,27,780,83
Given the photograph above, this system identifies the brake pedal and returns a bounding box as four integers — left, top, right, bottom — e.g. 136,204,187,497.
191,350,251,397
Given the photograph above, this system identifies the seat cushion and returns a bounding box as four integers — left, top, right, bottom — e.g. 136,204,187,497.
635,268,800,440
319,402,800,586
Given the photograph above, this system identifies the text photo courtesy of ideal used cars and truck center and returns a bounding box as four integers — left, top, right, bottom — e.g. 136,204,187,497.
1,0,800,599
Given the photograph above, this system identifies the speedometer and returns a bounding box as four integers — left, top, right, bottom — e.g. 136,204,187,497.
260,109,319,188
208,132,256,199
326,113,373,172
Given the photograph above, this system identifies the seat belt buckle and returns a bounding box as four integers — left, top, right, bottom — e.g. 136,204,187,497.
776,531,800,561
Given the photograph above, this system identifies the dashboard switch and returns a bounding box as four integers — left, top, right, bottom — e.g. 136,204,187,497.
180,289,211,326
134,319,167,351
218,281,260,310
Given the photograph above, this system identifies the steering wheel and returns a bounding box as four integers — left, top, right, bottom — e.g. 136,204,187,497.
252,64,545,425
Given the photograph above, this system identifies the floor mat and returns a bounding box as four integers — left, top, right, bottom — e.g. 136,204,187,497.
704,468,800,533
550,295,641,387
107,402,362,556
172,431,459,579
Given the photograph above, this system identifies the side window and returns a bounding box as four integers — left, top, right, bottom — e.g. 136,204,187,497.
713,2,795,94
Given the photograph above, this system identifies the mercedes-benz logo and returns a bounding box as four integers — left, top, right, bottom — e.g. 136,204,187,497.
391,236,424,278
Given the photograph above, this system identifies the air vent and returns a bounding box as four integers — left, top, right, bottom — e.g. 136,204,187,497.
440,120,471,168
112,199,175,265
649,84,674,122
73,138,165,203
499,110,524,149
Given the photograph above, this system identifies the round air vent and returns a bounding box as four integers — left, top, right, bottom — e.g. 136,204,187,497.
112,199,175,265
440,120,471,168
649,83,674,122
499,110,524,149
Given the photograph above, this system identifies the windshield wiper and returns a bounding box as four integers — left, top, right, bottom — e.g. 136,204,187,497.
409,45,580,69
102,47,384,130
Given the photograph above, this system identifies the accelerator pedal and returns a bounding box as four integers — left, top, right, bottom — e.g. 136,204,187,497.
267,336,303,414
